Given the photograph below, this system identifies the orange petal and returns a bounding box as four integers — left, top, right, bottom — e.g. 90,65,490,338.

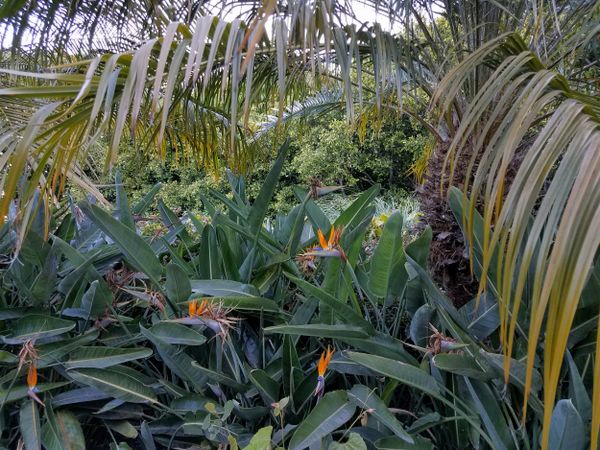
317,352,326,376
27,364,37,390
188,300,197,317
317,229,328,250
325,346,335,367
328,226,335,246
197,300,208,316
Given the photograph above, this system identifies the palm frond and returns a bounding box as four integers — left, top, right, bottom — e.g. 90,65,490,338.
434,32,600,450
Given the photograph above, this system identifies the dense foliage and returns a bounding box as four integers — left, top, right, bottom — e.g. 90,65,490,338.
0,0,599,449
0,148,596,449
99,114,425,218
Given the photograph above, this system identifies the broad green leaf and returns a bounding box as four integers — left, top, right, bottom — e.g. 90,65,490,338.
480,350,544,396
139,326,207,390
114,171,135,230
288,391,355,450
190,362,246,391
405,227,432,268
243,426,273,450
348,385,413,443
165,263,192,303
2,315,75,344
409,304,434,347
37,331,99,368
287,276,374,334
190,279,260,297
432,353,491,379
198,225,223,279
0,350,18,365
67,368,157,404
41,409,85,450
79,280,112,319
248,369,280,404
293,187,330,232
343,335,418,365
369,212,407,299
149,322,206,346
347,352,441,398
52,387,112,407
566,351,591,422
334,184,380,229
247,139,290,236
65,346,152,369
462,294,500,340
79,202,162,284
328,433,367,450
265,324,370,339
107,421,138,439
139,421,156,450
374,436,434,450
548,400,585,450
0,382,70,403
20,400,41,450
463,378,516,450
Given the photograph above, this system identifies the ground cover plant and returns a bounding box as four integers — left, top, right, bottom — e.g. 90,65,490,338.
0,145,597,449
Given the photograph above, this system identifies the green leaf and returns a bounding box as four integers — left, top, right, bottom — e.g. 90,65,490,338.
107,421,138,439
0,350,18,365
463,378,516,450
149,322,206,346
348,385,413,443
190,362,246,391
20,400,41,450
287,276,374,334
265,324,370,339
139,326,207,391
2,315,75,344
79,280,112,319
374,436,434,450
288,391,355,450
41,409,85,450
243,426,273,450
328,433,367,450
432,353,491,379
139,421,156,450
548,399,585,450
190,279,260,297
334,184,379,229
248,369,280,404
409,304,434,347
0,382,70,403
346,352,441,398
566,351,591,422
65,346,153,369
114,171,135,230
247,139,289,236
67,368,157,404
165,263,192,303
405,227,432,268
293,187,330,232
369,212,407,299
37,331,99,368
79,202,163,284
197,225,223,279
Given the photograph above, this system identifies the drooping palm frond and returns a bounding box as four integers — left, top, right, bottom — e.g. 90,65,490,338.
434,32,600,450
